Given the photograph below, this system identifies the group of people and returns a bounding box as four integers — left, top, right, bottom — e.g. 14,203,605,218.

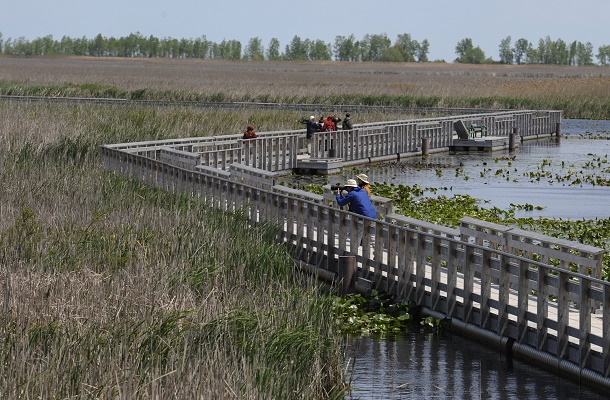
301,112,353,139
244,112,353,142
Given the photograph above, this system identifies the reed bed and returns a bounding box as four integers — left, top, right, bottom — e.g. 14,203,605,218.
1,57,610,118
0,101,347,399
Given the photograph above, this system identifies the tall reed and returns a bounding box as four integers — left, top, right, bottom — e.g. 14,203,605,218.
0,101,346,398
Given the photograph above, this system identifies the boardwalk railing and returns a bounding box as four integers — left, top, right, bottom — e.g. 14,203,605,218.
103,110,561,177
100,110,610,390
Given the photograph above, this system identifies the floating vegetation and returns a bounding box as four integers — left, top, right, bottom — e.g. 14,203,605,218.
333,291,417,336
303,145,610,280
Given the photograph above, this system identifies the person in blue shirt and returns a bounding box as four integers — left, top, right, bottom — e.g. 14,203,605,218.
335,179,377,219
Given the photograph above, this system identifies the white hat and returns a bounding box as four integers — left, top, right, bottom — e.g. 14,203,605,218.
356,173,369,184
344,179,358,187
310,115,315,120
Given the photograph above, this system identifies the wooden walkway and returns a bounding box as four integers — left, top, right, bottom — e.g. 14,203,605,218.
100,109,610,391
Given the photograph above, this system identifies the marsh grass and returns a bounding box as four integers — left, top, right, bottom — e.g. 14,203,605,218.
1,57,610,118
0,101,347,398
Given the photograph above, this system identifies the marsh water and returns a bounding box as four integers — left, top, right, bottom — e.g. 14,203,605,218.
344,331,607,399
331,119,610,399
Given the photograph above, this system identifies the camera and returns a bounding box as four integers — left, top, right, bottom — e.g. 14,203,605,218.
330,185,346,191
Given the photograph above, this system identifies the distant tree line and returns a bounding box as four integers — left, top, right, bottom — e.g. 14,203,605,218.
458,36,610,66
0,32,429,63
1,31,609,65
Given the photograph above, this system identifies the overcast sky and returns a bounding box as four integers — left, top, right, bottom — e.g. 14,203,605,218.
1,0,608,61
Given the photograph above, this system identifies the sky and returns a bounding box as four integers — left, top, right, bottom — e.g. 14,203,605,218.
1,0,609,62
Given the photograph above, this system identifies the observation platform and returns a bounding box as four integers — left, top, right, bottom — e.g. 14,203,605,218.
449,136,518,152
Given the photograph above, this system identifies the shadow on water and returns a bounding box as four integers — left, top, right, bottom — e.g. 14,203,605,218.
344,330,608,399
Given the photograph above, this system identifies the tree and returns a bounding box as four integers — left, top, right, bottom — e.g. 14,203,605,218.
393,33,419,62
380,46,406,62
555,39,569,65
525,43,539,64
417,39,429,62
334,34,358,61
192,36,209,58
309,39,331,61
244,37,264,61
284,35,308,60
576,41,594,65
513,38,529,65
227,40,242,60
597,45,610,66
569,40,578,65
360,33,391,61
499,36,513,64
455,38,486,64
266,38,281,60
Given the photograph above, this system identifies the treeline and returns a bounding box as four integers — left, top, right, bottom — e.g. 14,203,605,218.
1,31,610,65
457,36,610,66
0,32,429,63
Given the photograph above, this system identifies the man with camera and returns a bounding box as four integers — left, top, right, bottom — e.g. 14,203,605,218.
334,179,377,219
334,179,377,254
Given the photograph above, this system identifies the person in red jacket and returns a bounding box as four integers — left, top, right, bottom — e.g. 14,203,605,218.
321,116,336,132
243,125,258,139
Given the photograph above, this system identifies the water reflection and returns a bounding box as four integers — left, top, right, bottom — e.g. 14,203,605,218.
345,331,606,399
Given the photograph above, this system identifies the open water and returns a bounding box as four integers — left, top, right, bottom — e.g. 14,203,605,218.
345,331,607,399
338,119,610,399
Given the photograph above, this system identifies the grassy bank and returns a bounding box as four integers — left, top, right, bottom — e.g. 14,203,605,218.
0,101,347,398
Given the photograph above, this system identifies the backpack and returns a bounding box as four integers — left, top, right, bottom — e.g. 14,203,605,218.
324,121,335,132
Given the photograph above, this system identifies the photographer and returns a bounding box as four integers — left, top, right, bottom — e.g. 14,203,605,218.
334,179,376,219
335,179,377,253
300,116,321,154
300,115,321,137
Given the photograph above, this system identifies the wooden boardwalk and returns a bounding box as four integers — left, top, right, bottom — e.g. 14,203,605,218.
100,108,610,391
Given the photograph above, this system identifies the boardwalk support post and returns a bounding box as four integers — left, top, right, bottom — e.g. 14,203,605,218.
556,122,561,138
509,132,516,151
421,138,429,157
338,255,356,296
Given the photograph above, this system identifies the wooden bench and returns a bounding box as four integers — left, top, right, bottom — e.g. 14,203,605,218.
454,120,488,139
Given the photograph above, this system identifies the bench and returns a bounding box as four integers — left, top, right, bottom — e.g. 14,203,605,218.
454,120,488,139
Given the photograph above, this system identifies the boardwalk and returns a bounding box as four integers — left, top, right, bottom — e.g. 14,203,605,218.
101,108,610,391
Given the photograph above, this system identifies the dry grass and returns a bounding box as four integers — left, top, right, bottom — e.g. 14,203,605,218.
1,56,610,103
2,56,610,118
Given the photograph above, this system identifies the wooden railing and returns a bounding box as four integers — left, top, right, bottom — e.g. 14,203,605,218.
102,110,562,178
